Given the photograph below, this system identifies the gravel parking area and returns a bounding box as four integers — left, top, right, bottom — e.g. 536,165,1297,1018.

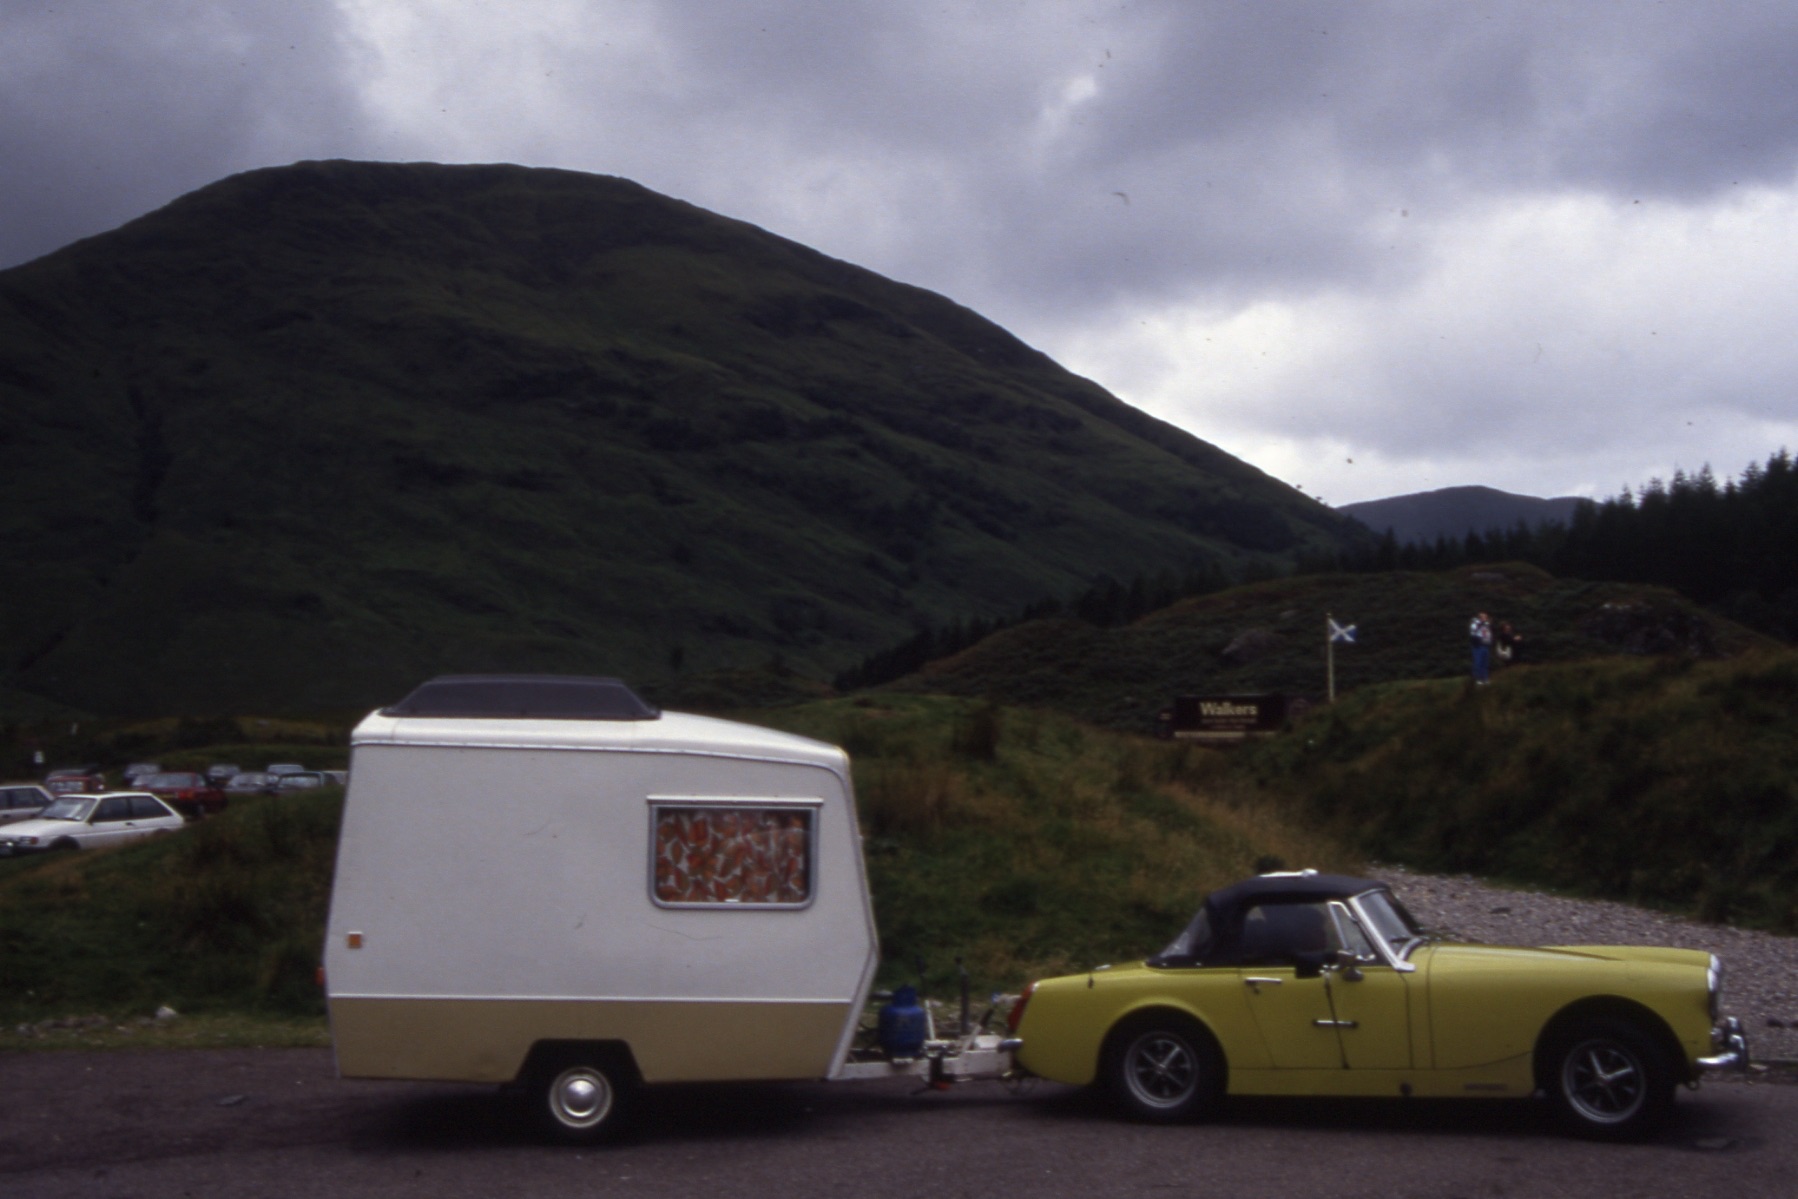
1381,866,1798,1063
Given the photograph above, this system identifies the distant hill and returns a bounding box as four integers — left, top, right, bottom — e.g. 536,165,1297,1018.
1339,485,1591,545
885,563,1769,732
0,160,1369,717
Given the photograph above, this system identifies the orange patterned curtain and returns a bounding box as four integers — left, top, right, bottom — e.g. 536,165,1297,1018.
653,807,812,905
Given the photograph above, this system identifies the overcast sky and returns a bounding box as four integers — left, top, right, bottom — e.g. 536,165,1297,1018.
7,1,1798,505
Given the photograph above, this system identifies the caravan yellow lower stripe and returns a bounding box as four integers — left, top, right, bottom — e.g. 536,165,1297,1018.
329,996,854,1084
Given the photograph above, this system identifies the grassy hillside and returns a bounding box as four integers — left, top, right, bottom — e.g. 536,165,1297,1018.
0,698,1355,1033
0,160,1367,719
889,563,1771,733
1235,648,1798,931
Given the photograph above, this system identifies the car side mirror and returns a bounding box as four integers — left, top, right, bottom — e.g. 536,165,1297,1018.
1331,949,1365,982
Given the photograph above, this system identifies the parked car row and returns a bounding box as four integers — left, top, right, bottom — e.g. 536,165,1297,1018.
221,768,344,796
2,761,346,831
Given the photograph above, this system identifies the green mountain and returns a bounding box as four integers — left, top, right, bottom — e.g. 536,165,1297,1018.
0,160,1367,717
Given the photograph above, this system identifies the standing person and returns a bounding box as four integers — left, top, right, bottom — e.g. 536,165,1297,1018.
1470,612,1493,684
1495,620,1521,665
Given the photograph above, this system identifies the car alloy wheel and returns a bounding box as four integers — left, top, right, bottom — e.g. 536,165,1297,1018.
1106,1017,1222,1123
1563,1038,1646,1123
1126,1030,1197,1107
1548,1018,1672,1140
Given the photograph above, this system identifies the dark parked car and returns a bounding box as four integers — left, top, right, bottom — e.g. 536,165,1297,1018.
224,771,279,795
137,771,228,818
121,761,162,785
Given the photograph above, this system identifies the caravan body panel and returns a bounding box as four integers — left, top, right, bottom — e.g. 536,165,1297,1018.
325,707,878,1086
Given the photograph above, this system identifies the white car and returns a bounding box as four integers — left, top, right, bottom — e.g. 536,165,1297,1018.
0,792,185,856
0,783,54,826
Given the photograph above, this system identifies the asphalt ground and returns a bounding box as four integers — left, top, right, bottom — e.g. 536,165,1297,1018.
3,1048,1795,1198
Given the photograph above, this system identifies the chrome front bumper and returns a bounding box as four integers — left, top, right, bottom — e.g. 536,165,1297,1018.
1698,1016,1750,1073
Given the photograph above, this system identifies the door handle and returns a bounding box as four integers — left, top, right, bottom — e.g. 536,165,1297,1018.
1311,1019,1359,1029
1243,977,1284,991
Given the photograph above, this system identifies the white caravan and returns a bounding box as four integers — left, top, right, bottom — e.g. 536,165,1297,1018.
324,675,1011,1142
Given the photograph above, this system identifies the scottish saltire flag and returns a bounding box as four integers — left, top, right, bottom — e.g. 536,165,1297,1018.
1329,617,1357,644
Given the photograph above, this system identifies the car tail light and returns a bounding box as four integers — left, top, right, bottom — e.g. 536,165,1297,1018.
1007,981,1036,1034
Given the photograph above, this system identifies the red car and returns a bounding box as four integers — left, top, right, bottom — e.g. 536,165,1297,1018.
44,768,107,795
136,771,228,818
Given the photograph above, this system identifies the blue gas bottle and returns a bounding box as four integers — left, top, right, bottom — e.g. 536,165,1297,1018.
878,984,929,1059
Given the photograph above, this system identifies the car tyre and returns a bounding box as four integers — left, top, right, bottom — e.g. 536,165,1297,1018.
1545,1018,1674,1141
1103,1014,1224,1123
536,1057,634,1145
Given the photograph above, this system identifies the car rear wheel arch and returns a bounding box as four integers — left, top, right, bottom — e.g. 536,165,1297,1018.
1099,1008,1227,1123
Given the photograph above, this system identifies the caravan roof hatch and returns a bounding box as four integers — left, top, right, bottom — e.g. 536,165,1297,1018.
379,674,661,721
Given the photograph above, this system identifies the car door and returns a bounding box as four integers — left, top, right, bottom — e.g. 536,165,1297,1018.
1319,900,1412,1069
1235,900,1348,1068
85,795,137,847
130,794,181,833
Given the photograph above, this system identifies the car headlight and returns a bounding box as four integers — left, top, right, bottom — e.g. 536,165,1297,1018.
1708,954,1723,1022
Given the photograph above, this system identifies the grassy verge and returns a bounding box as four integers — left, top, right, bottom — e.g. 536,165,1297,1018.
1232,648,1798,930
753,695,1358,991
1,701,1357,1031
0,789,342,1029
4,1011,328,1053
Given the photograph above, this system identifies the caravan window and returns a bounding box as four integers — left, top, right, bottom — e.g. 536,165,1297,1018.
650,803,815,908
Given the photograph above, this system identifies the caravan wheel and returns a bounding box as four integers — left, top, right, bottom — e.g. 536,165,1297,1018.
538,1059,632,1144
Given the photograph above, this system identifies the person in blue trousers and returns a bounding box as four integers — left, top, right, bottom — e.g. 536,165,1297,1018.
1470,612,1493,684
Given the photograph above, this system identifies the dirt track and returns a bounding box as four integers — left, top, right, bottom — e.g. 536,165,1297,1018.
4,1047,1797,1198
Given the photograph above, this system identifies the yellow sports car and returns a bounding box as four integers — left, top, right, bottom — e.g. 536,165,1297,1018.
1007,871,1748,1139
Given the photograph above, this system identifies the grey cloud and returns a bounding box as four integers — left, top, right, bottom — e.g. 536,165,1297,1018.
8,0,1798,503
0,0,370,269
934,2,1798,316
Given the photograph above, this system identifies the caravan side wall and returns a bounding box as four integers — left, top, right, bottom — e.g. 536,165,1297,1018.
324,718,877,1086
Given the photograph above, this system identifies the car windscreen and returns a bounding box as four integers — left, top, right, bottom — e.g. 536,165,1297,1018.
39,798,95,821
1357,888,1426,955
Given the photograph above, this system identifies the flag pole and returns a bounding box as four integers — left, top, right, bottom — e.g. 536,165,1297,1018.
1326,612,1336,704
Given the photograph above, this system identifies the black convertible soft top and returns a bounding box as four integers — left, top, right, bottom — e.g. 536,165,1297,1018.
1150,871,1389,968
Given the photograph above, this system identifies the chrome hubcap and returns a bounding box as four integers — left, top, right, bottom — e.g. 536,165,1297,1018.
549,1067,612,1129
